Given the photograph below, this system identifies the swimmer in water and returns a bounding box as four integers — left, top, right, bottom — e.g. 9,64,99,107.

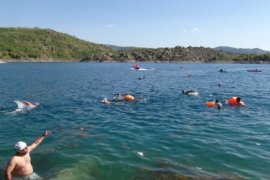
22,101,36,109
5,130,50,180
182,90,199,96
215,100,222,110
113,93,124,100
101,98,110,104
14,100,37,111
226,97,245,106
138,75,145,80
235,97,245,106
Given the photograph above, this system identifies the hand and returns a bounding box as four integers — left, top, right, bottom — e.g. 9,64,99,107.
43,130,50,137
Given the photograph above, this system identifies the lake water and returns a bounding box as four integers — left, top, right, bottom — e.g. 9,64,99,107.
0,62,269,179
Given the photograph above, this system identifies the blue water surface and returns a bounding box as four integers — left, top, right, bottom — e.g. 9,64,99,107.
0,62,269,179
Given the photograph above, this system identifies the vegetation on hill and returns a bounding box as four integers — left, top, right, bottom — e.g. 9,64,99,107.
0,27,112,61
82,46,270,63
232,53,270,63
0,27,269,63
82,46,228,62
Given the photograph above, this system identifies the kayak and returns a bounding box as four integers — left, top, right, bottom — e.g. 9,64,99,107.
247,69,262,72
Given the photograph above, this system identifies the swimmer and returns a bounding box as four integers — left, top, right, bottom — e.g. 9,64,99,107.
113,93,124,100
219,68,227,73
14,100,37,111
22,101,36,108
235,97,245,106
138,75,145,80
5,130,50,180
226,97,245,106
101,98,110,104
215,100,222,110
182,90,199,96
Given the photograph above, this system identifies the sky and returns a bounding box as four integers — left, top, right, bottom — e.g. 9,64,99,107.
1,0,270,50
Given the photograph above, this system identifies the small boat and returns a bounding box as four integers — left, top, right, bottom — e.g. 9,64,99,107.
247,69,262,72
133,64,140,70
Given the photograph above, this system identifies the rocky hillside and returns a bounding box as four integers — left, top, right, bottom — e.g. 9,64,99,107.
82,46,236,62
0,27,112,61
82,45,270,63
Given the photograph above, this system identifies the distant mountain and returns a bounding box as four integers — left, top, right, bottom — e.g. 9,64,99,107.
0,27,112,61
215,46,269,55
106,44,143,51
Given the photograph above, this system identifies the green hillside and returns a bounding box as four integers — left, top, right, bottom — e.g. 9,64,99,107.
1,27,269,63
0,27,112,61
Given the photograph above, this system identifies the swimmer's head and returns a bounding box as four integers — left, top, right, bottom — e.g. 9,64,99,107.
15,141,28,154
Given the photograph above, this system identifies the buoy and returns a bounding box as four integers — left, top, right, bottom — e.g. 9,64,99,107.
205,101,215,107
226,97,238,105
124,95,135,101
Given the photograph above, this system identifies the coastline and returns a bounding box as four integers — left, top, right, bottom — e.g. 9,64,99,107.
1,59,268,64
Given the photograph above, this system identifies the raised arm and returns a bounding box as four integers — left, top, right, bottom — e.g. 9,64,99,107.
28,130,50,152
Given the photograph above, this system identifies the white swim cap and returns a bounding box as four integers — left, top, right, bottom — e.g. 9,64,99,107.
15,141,27,152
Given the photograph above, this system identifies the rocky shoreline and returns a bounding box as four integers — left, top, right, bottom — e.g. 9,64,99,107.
1,59,269,64
80,46,270,64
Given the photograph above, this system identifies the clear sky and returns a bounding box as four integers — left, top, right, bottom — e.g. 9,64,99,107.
1,0,270,50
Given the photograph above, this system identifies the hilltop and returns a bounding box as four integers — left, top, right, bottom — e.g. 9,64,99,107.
0,27,112,61
215,46,269,55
